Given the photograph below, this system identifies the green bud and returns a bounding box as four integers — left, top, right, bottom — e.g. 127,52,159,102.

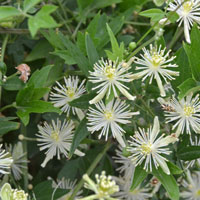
0,183,12,200
0,62,7,75
122,147,131,157
0,21,13,28
153,0,165,7
129,42,137,51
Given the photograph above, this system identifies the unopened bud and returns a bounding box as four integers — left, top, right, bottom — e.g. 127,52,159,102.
15,64,31,83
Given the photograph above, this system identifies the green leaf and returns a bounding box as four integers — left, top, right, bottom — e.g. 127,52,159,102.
3,76,25,91
69,118,89,158
166,11,179,23
106,24,124,61
31,87,50,100
61,36,92,76
0,62,7,75
28,5,58,37
51,50,76,65
16,85,35,105
85,33,99,65
25,39,53,62
167,161,183,175
33,181,68,200
178,146,200,161
131,165,148,190
184,25,200,81
91,0,122,9
17,100,60,125
28,65,53,88
23,0,42,13
0,6,21,21
172,47,191,90
139,9,165,21
152,166,179,200
0,121,20,136
69,93,96,109
177,78,197,99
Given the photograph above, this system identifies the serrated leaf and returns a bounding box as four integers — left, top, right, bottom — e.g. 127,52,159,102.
178,146,200,161
140,9,165,21
69,93,96,109
0,6,21,21
131,165,148,190
85,33,99,65
51,50,76,65
60,36,92,76
23,0,42,13
0,121,20,136
28,5,58,37
152,166,179,200
69,118,89,158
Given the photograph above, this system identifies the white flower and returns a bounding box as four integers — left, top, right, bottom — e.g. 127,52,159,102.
51,178,82,200
36,119,85,167
185,137,200,168
87,99,139,147
113,146,135,180
159,93,200,136
89,58,136,104
0,144,13,174
6,142,28,180
50,76,86,120
181,170,200,200
132,44,179,97
168,0,200,43
128,116,178,175
113,173,152,200
79,171,119,200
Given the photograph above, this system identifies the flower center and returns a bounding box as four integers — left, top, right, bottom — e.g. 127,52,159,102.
196,189,200,196
184,105,194,117
104,65,115,80
151,53,165,68
66,87,75,99
130,188,139,195
141,142,152,155
51,131,59,142
13,190,27,200
104,110,113,120
183,1,193,15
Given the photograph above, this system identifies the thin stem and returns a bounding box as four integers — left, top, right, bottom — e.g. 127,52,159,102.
127,36,155,60
125,21,150,26
0,34,9,107
0,103,15,112
69,141,112,200
168,27,184,49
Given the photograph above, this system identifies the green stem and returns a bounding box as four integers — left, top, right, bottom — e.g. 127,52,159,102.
125,21,150,26
168,27,184,49
127,36,155,60
69,141,112,200
0,103,15,112
0,34,9,107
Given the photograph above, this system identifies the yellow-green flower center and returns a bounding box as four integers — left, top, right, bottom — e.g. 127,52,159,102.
151,52,165,68
104,110,113,120
13,190,27,200
105,65,116,80
183,1,193,14
196,189,200,196
51,131,59,142
141,142,152,155
66,87,75,99
130,188,139,195
184,105,195,117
